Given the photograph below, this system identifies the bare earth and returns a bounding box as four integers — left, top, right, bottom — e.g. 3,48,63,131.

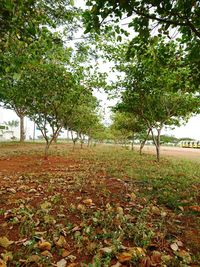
141,145,200,162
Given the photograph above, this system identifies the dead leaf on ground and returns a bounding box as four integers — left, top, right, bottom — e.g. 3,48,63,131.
0,259,6,267
57,259,67,267
38,241,51,251
55,235,68,248
117,252,132,263
83,199,93,205
0,237,14,248
170,243,179,251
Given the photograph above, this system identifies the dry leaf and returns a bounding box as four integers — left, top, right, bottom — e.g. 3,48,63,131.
100,247,113,254
0,259,6,267
62,250,71,257
170,243,178,251
77,204,86,212
117,252,132,263
176,250,192,264
83,199,93,205
57,259,67,267
130,192,137,201
189,205,200,212
38,241,51,251
151,206,160,215
150,251,161,265
0,237,14,248
128,247,146,257
27,255,41,263
41,250,53,258
1,251,13,262
55,236,68,248
139,256,151,267
116,207,124,216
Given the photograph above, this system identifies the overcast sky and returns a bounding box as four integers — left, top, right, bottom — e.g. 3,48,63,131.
0,0,199,140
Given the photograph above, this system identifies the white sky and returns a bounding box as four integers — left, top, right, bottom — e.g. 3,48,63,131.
0,0,199,140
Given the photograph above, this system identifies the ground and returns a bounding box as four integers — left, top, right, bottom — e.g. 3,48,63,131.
0,142,199,267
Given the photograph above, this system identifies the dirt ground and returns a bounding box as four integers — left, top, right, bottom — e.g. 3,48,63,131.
0,143,199,266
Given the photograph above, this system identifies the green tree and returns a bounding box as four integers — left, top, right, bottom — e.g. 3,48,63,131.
84,1,200,86
115,38,199,161
111,111,146,150
18,63,84,157
84,1,200,39
65,93,100,149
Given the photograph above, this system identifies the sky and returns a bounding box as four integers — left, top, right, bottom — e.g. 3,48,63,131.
0,0,199,140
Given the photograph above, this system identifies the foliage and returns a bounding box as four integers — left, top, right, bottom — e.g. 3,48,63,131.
114,38,199,161
84,0,200,39
84,0,200,87
110,111,145,145
22,63,84,156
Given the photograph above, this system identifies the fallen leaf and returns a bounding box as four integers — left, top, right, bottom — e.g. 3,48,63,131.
116,207,124,216
189,205,200,212
27,255,41,263
57,259,67,267
40,201,52,210
176,250,192,264
139,256,151,267
62,250,71,257
0,237,14,248
1,251,13,262
151,206,160,215
77,204,86,212
150,251,161,265
130,192,137,201
83,199,93,205
128,247,146,257
100,247,113,254
176,240,183,247
170,243,178,251
0,259,6,267
38,241,51,251
66,255,76,262
55,236,68,248
41,250,53,258
117,252,132,263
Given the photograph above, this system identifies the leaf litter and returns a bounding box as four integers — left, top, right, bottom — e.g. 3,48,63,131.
0,143,199,266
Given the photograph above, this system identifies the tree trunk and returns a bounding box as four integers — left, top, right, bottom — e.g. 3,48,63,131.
156,129,161,162
150,128,161,162
131,141,134,151
87,137,91,147
139,128,151,155
19,115,25,142
44,142,50,159
71,131,76,151
33,122,36,141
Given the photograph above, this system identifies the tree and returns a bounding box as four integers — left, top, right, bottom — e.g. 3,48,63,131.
0,75,29,142
84,1,200,39
114,38,199,161
0,0,76,52
84,1,200,87
64,93,100,149
111,111,146,150
17,63,85,157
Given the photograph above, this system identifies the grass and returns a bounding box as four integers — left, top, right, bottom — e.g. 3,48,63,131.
0,143,199,266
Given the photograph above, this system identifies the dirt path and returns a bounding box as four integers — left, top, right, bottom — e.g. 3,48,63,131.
141,145,200,162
